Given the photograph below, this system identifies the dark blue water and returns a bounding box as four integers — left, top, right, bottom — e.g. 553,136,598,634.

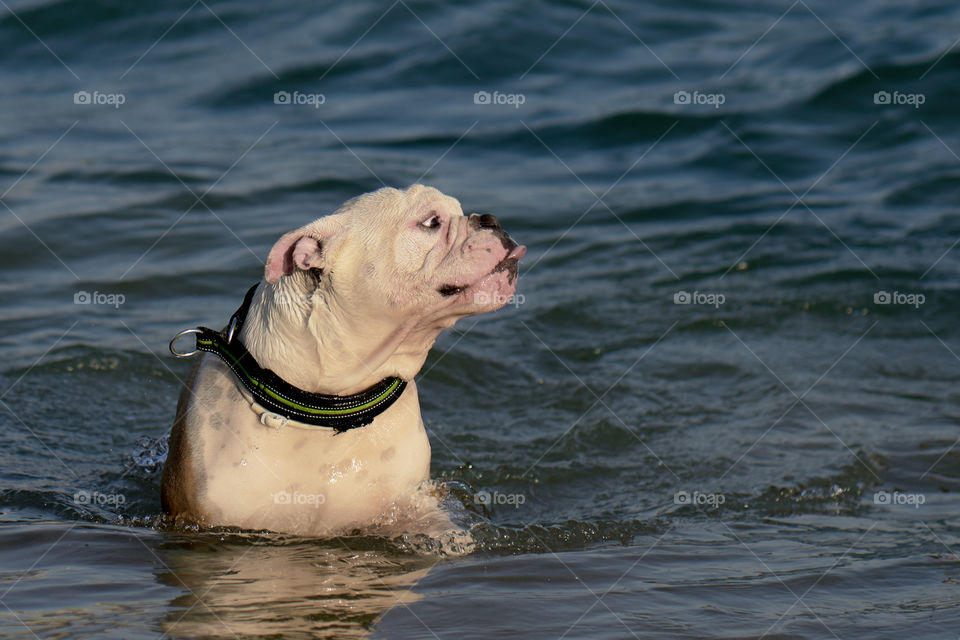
2,0,960,637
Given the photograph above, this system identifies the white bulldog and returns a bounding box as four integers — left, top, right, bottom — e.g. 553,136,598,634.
161,185,525,537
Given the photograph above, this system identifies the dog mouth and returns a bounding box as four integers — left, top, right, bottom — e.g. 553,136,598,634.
438,284,467,297
437,244,527,297
490,244,526,284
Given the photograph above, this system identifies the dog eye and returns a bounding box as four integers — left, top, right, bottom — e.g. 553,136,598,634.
420,215,441,229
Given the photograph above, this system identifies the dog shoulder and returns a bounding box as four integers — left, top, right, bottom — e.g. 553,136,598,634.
160,355,207,518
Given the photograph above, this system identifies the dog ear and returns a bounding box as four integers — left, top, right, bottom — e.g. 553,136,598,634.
264,218,340,283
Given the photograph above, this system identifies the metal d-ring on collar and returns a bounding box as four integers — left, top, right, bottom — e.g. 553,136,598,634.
168,283,407,432
170,315,239,357
169,328,202,358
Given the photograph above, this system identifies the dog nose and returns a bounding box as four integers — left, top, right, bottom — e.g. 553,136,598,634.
469,213,501,230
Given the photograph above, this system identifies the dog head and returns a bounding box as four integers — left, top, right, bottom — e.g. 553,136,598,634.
266,185,524,317
257,185,525,389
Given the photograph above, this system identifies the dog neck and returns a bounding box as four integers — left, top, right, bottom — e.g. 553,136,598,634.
239,278,441,396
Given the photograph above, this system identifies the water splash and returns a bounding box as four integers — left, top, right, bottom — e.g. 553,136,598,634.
128,434,169,472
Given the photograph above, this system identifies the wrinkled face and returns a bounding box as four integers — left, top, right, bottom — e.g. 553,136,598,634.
384,185,525,314
265,185,525,326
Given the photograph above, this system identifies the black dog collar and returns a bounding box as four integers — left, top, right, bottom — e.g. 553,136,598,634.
170,284,407,432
